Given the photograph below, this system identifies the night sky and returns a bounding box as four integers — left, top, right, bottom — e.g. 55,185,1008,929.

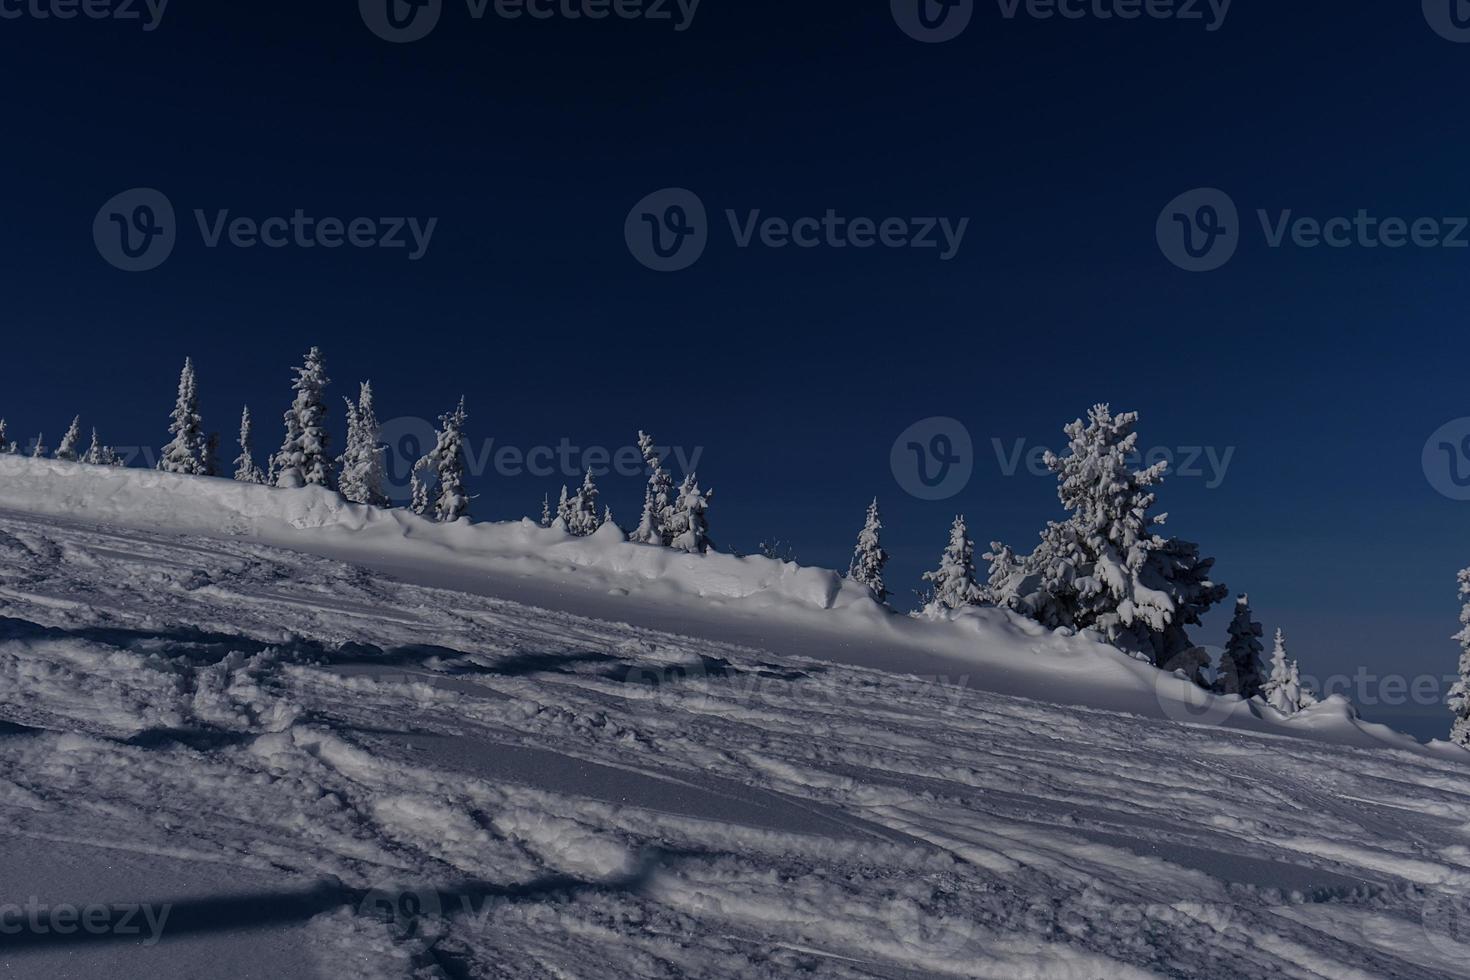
4,1,1469,736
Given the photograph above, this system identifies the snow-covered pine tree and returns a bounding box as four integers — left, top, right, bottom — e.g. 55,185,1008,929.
540,494,553,528
409,471,431,516
669,475,712,554
982,541,1022,609
159,357,207,475
848,497,890,604
0,419,11,454
1450,569,1470,747
338,382,389,507
430,397,470,523
922,515,981,613
568,469,601,536
81,428,117,466
1262,628,1315,714
55,416,83,462
1011,405,1227,665
664,474,694,542
233,407,265,484
273,347,333,489
556,485,574,529
1217,594,1266,698
602,505,615,529
631,431,674,545
30,434,46,458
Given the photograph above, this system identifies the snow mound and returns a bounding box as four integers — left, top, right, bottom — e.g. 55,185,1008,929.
0,455,866,613
0,455,1446,754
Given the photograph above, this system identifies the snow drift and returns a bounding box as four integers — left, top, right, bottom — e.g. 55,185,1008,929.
0,454,1442,753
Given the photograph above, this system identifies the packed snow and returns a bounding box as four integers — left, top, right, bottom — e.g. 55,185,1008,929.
2,455,1470,978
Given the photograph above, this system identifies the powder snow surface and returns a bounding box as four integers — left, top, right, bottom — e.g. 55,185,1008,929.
1,456,1469,978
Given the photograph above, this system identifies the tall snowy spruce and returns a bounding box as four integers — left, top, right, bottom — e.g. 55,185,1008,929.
233,407,265,484
159,357,207,475
1262,628,1316,715
540,494,553,528
81,429,118,466
1217,594,1267,698
272,347,333,490
30,434,45,458
54,416,83,462
669,475,712,554
1450,569,1470,746
567,469,602,537
338,382,388,507
922,515,981,613
631,430,674,545
0,420,11,454
848,498,890,604
411,398,470,523
994,405,1227,668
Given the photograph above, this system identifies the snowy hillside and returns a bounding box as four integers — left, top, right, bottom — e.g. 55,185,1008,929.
3,456,1470,978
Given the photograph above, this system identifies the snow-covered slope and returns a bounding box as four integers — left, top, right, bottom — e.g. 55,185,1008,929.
0,456,1425,752
3,457,1470,978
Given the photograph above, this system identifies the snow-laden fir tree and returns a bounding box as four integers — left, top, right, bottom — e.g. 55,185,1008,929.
602,505,615,530
273,347,333,489
669,475,712,553
410,472,431,516
922,516,982,613
412,397,470,523
1217,594,1266,698
567,469,601,536
631,430,674,545
233,407,265,484
0,420,11,454
1449,569,1470,746
540,494,553,528
30,434,45,458
555,485,574,529
1262,628,1316,714
159,357,208,475
996,405,1227,666
81,429,118,466
848,498,890,604
55,416,83,462
983,542,1022,608
338,382,388,507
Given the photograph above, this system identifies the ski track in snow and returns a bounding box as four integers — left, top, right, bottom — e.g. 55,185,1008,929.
2,512,1470,978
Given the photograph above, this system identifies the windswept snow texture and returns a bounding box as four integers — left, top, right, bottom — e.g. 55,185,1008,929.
0,465,1469,976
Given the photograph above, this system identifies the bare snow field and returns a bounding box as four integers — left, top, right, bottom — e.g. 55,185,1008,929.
2,457,1470,978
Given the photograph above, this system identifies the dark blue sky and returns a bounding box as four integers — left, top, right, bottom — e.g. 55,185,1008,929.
4,1,1470,736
